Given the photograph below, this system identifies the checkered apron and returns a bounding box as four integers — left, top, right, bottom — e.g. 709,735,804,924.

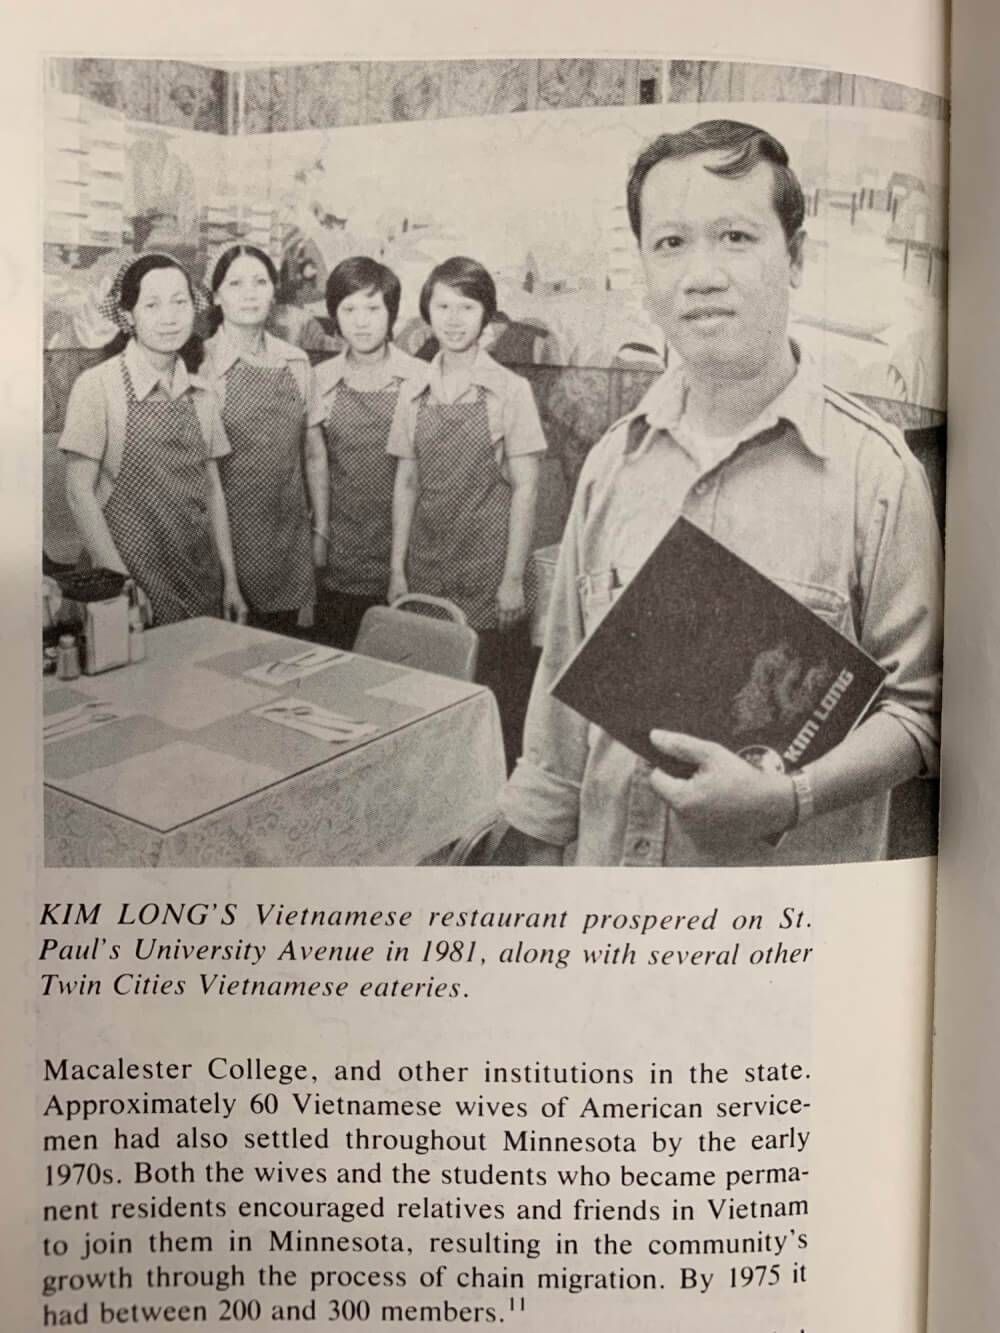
218,360,315,613
103,360,222,626
409,388,534,631
322,382,399,598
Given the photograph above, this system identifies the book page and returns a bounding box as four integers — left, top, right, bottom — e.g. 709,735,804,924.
3,3,948,1332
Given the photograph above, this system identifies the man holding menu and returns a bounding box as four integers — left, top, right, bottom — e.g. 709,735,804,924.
500,119,943,866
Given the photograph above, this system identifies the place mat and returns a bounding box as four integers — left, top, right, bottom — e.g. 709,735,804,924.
295,658,432,726
43,703,134,745
364,670,480,710
198,641,344,686
243,646,348,687
191,678,422,782
44,714,177,783
192,708,355,776
43,685,98,715
250,698,378,744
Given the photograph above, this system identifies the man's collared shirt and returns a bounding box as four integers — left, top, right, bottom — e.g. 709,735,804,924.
58,338,229,507
501,351,944,867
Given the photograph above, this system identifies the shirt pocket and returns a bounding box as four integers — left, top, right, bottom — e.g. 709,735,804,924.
576,564,643,630
576,568,622,635
771,576,855,639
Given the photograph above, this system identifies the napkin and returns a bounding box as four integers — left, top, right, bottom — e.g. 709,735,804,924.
251,699,378,744
43,702,128,743
84,597,130,673
243,647,348,687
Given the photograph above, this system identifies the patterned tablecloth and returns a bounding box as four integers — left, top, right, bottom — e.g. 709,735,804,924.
44,618,506,867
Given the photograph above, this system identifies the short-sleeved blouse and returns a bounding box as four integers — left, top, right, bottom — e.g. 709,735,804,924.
200,329,324,427
387,347,547,468
58,338,230,506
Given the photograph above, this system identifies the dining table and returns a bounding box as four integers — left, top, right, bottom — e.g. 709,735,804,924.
43,617,507,867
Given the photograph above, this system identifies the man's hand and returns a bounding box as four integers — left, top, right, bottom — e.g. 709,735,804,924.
648,730,796,847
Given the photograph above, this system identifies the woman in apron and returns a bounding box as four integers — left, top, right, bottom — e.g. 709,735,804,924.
203,244,329,635
389,256,547,770
311,256,428,649
61,253,246,627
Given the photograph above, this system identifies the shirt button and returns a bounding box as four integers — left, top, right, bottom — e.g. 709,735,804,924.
633,837,651,855
693,480,708,496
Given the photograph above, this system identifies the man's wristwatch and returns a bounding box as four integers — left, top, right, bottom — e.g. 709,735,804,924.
790,767,815,827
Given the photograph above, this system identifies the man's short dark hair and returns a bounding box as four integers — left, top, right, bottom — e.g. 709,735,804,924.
325,256,402,336
626,119,806,245
419,256,498,331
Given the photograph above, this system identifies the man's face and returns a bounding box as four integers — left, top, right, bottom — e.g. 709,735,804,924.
638,152,803,381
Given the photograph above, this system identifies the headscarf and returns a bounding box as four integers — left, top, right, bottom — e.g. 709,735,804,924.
96,251,210,334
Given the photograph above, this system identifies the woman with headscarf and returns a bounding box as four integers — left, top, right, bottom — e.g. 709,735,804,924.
60,252,246,626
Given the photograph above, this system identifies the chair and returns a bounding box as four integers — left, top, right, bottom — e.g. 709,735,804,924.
352,594,480,682
446,816,526,866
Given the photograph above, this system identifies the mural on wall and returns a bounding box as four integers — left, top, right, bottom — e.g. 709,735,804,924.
226,102,947,408
43,83,228,352
43,59,948,412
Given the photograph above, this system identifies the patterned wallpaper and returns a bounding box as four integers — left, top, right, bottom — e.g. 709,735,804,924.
48,58,949,137
50,58,227,134
231,58,949,134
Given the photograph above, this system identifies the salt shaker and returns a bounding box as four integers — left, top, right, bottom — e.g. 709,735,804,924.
56,633,81,681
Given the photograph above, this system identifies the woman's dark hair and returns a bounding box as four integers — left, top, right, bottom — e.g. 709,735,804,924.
324,256,402,337
207,244,278,334
626,119,806,245
102,253,205,372
419,256,497,333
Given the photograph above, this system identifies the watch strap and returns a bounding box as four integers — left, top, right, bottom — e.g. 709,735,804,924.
791,768,815,826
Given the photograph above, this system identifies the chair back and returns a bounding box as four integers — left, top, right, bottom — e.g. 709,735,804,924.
445,816,514,865
353,595,479,681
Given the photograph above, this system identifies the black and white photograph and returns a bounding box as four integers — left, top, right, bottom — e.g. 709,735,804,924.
41,56,946,868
